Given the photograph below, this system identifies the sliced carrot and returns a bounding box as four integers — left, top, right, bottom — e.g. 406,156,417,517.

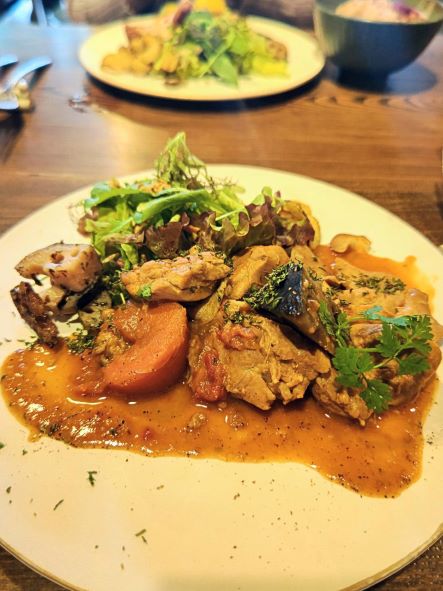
103,302,189,396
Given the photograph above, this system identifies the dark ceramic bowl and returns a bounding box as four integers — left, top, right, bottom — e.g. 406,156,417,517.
314,0,443,76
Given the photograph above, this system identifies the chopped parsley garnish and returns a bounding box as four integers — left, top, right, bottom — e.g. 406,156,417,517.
53,499,64,511
0,442,5,450
383,278,406,294
137,284,152,300
100,266,129,306
244,262,299,311
223,303,259,326
321,304,433,413
135,528,148,544
354,274,405,294
87,470,98,486
67,328,96,354
6,486,11,494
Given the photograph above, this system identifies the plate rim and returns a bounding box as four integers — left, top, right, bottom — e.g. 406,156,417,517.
0,164,442,591
2,523,442,591
78,15,325,101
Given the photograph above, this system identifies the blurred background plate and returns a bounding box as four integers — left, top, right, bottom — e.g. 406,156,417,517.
79,16,325,100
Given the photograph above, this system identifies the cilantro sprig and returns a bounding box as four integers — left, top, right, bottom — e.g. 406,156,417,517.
318,301,350,348
319,304,433,413
332,348,393,413
137,285,152,300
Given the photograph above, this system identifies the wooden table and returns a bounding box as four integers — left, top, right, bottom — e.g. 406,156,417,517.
0,22,442,591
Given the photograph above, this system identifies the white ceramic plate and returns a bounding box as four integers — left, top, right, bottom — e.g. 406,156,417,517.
0,166,442,591
78,16,325,101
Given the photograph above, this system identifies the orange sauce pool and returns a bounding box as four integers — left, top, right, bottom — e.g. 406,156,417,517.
0,250,439,498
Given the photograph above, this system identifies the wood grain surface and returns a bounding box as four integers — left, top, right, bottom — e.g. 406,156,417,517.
0,21,442,591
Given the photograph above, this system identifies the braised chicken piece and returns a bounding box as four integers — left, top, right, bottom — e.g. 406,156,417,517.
16,243,102,293
313,339,442,425
290,244,330,278
122,249,231,302
226,245,289,300
312,369,373,424
225,244,336,353
311,253,443,422
329,258,412,317
382,341,442,405
328,257,443,347
10,282,59,346
188,299,330,411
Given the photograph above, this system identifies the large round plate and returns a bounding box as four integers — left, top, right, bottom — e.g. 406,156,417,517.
78,16,325,101
0,166,442,591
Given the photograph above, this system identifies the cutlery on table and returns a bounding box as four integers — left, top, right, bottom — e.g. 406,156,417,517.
0,56,52,111
0,54,18,69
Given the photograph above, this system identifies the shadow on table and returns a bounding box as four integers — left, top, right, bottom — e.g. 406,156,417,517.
326,61,437,95
83,70,323,115
0,112,23,163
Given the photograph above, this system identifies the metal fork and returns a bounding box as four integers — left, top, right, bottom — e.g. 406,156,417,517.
0,56,52,111
0,55,18,69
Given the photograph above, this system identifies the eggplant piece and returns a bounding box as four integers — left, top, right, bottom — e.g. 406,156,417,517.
244,261,337,354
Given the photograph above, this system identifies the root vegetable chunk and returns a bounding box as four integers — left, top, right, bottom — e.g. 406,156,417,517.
103,302,189,395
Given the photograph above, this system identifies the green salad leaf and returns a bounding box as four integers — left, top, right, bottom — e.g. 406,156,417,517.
80,132,315,268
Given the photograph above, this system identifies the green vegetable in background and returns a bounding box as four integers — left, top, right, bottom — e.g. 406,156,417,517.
168,10,288,85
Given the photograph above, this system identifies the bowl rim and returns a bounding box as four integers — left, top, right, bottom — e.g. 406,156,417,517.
314,0,443,25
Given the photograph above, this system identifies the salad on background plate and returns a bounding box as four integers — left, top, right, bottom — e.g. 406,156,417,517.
101,0,289,86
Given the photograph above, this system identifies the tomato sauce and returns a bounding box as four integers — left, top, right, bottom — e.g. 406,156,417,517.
0,250,439,498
